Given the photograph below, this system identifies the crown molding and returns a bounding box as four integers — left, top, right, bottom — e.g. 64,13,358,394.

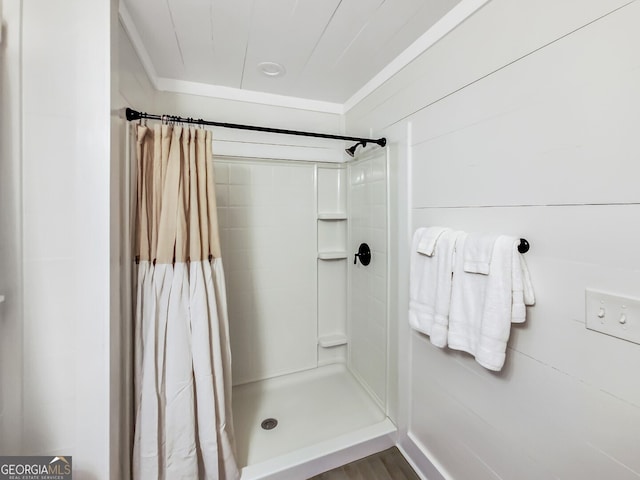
155,78,345,115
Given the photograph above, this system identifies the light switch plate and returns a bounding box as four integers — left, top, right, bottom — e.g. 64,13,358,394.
585,289,640,345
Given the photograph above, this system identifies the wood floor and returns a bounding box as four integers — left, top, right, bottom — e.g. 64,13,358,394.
309,447,420,480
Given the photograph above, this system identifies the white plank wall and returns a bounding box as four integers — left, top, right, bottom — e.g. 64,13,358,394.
410,7,640,208
19,0,112,474
347,0,634,135
0,0,24,456
346,0,640,478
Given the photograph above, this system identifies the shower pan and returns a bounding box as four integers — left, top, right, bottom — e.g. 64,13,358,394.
214,149,393,479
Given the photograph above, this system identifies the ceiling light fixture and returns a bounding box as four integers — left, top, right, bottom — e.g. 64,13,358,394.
258,61,286,77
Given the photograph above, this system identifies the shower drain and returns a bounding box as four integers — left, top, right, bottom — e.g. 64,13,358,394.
260,418,278,430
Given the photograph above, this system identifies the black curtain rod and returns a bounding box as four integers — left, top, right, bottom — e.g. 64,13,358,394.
125,108,386,149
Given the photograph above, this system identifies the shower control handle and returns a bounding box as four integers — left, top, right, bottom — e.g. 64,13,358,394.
354,243,371,266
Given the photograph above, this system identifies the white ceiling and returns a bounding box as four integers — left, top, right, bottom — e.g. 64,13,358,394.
120,0,469,110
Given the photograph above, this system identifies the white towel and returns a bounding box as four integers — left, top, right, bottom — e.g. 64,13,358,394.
511,249,535,323
463,233,499,274
448,233,483,355
409,227,459,347
449,235,534,371
416,226,448,256
474,236,519,370
409,227,444,336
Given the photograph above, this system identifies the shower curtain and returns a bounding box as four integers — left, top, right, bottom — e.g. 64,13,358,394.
133,124,240,480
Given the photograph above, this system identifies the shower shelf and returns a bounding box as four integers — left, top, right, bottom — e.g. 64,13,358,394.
318,334,347,347
317,213,347,220
318,252,348,260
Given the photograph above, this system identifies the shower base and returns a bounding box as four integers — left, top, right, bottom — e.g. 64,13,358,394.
233,363,396,480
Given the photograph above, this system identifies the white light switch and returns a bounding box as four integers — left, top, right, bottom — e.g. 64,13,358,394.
585,289,640,344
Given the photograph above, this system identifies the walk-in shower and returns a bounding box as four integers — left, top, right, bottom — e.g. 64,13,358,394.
214,150,393,479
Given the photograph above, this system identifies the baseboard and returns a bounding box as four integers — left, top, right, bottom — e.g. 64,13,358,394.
397,432,450,480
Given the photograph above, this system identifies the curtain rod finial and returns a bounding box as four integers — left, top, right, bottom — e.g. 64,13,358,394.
126,108,142,122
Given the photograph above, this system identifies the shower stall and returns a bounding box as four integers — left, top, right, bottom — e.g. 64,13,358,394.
213,149,394,478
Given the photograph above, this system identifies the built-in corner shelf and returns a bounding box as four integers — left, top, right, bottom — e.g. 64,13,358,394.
318,334,348,348
318,252,348,260
317,167,348,366
317,212,347,221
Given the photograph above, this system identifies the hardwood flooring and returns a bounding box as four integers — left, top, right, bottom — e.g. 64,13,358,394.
309,447,420,480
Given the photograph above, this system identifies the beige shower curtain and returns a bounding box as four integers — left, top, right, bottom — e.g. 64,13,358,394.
133,124,239,480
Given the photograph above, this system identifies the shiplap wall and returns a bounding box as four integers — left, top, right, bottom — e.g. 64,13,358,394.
0,0,23,455
346,1,640,479
18,0,113,475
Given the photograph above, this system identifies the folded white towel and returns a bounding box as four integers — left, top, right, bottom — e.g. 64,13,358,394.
409,228,432,334
409,227,441,336
511,249,535,323
463,232,499,274
448,233,483,354
449,235,534,371
409,227,459,347
416,226,448,256
474,236,520,371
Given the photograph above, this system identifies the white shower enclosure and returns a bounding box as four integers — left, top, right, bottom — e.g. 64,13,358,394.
214,149,393,479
